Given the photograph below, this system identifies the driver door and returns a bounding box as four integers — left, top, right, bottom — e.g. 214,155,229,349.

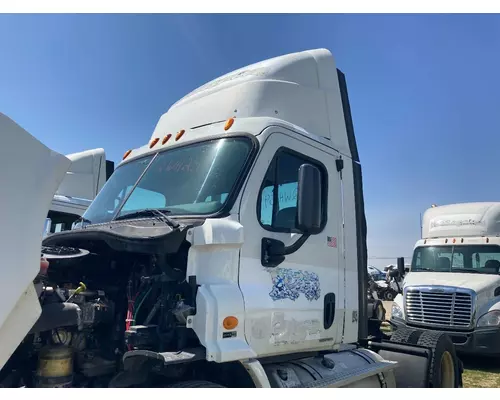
238,130,344,357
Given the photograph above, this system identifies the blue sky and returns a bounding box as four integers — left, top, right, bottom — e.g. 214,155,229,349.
1,14,499,266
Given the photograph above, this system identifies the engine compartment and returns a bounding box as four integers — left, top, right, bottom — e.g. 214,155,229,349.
0,225,199,388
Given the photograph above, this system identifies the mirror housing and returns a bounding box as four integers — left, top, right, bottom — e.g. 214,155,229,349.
261,238,285,268
397,257,405,277
296,163,322,235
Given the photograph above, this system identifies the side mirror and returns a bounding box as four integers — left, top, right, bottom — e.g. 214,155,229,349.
296,163,322,235
397,257,405,277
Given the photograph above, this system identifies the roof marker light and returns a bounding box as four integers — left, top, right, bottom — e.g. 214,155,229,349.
224,117,235,131
123,150,132,160
150,138,159,148
175,129,185,141
162,134,172,145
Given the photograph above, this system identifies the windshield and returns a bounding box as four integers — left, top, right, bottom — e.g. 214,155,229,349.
412,245,500,275
81,137,253,225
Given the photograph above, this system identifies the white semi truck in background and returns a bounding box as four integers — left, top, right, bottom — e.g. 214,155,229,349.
0,49,463,388
392,202,500,356
45,148,114,235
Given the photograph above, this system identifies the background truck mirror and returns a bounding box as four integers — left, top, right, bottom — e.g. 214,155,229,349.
296,163,322,235
397,257,405,277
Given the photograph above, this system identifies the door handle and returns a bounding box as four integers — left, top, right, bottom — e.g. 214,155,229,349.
324,292,336,330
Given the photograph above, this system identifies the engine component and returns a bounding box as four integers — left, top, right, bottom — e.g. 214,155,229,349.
173,300,194,324
125,325,159,350
51,329,73,347
81,301,114,326
41,245,89,260
51,329,87,352
36,345,74,388
28,302,82,334
79,356,116,378
63,288,115,327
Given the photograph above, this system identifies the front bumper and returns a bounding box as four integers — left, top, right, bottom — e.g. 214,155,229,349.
390,317,500,356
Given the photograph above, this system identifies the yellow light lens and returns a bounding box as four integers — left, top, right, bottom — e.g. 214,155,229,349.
150,138,159,148
223,316,238,330
175,129,185,141
123,150,132,160
162,134,172,145
224,117,235,131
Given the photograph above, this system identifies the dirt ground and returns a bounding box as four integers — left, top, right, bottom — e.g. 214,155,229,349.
381,300,500,388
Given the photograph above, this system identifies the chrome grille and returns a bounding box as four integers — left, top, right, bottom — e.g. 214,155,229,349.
405,287,474,328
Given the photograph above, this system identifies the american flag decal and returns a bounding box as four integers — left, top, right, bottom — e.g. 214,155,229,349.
327,236,337,248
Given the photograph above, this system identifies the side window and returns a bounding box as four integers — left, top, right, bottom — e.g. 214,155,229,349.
473,253,500,269
258,149,326,232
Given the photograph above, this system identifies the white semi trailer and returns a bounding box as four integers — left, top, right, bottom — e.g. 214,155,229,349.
0,49,462,388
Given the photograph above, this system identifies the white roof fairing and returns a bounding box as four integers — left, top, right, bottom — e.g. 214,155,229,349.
422,202,500,239
135,49,351,162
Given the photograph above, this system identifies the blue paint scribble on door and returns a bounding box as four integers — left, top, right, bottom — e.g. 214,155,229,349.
269,268,321,301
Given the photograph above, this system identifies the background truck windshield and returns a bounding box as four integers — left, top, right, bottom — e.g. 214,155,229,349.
412,245,500,275
81,137,252,225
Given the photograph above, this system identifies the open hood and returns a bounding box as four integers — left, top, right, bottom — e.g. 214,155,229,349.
0,113,71,371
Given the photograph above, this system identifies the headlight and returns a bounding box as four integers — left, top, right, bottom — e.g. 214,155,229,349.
477,310,500,327
391,302,403,319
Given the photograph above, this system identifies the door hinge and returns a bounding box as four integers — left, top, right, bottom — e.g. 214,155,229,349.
335,158,344,172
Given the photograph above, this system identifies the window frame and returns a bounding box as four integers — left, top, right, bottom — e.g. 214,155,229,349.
256,146,329,234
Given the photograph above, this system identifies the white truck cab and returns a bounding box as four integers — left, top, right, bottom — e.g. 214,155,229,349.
392,202,500,356
1,49,463,388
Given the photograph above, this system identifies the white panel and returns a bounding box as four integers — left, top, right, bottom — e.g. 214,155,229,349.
422,202,500,239
0,113,70,370
57,148,106,200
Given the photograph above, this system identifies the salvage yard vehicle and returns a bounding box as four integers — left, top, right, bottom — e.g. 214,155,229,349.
0,49,462,388
392,202,500,357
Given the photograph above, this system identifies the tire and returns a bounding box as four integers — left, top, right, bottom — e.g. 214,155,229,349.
390,327,424,345
384,291,395,301
166,380,226,388
416,331,461,388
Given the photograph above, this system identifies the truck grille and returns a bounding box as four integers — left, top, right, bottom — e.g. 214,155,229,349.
405,287,474,328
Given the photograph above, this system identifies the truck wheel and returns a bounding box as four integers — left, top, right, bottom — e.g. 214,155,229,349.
416,331,460,388
384,291,395,301
390,327,423,345
166,380,226,388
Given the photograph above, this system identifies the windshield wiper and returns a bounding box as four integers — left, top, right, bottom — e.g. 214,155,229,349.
114,208,179,228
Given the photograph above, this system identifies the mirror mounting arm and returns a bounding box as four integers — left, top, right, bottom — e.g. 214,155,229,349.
261,234,310,268
283,234,310,255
